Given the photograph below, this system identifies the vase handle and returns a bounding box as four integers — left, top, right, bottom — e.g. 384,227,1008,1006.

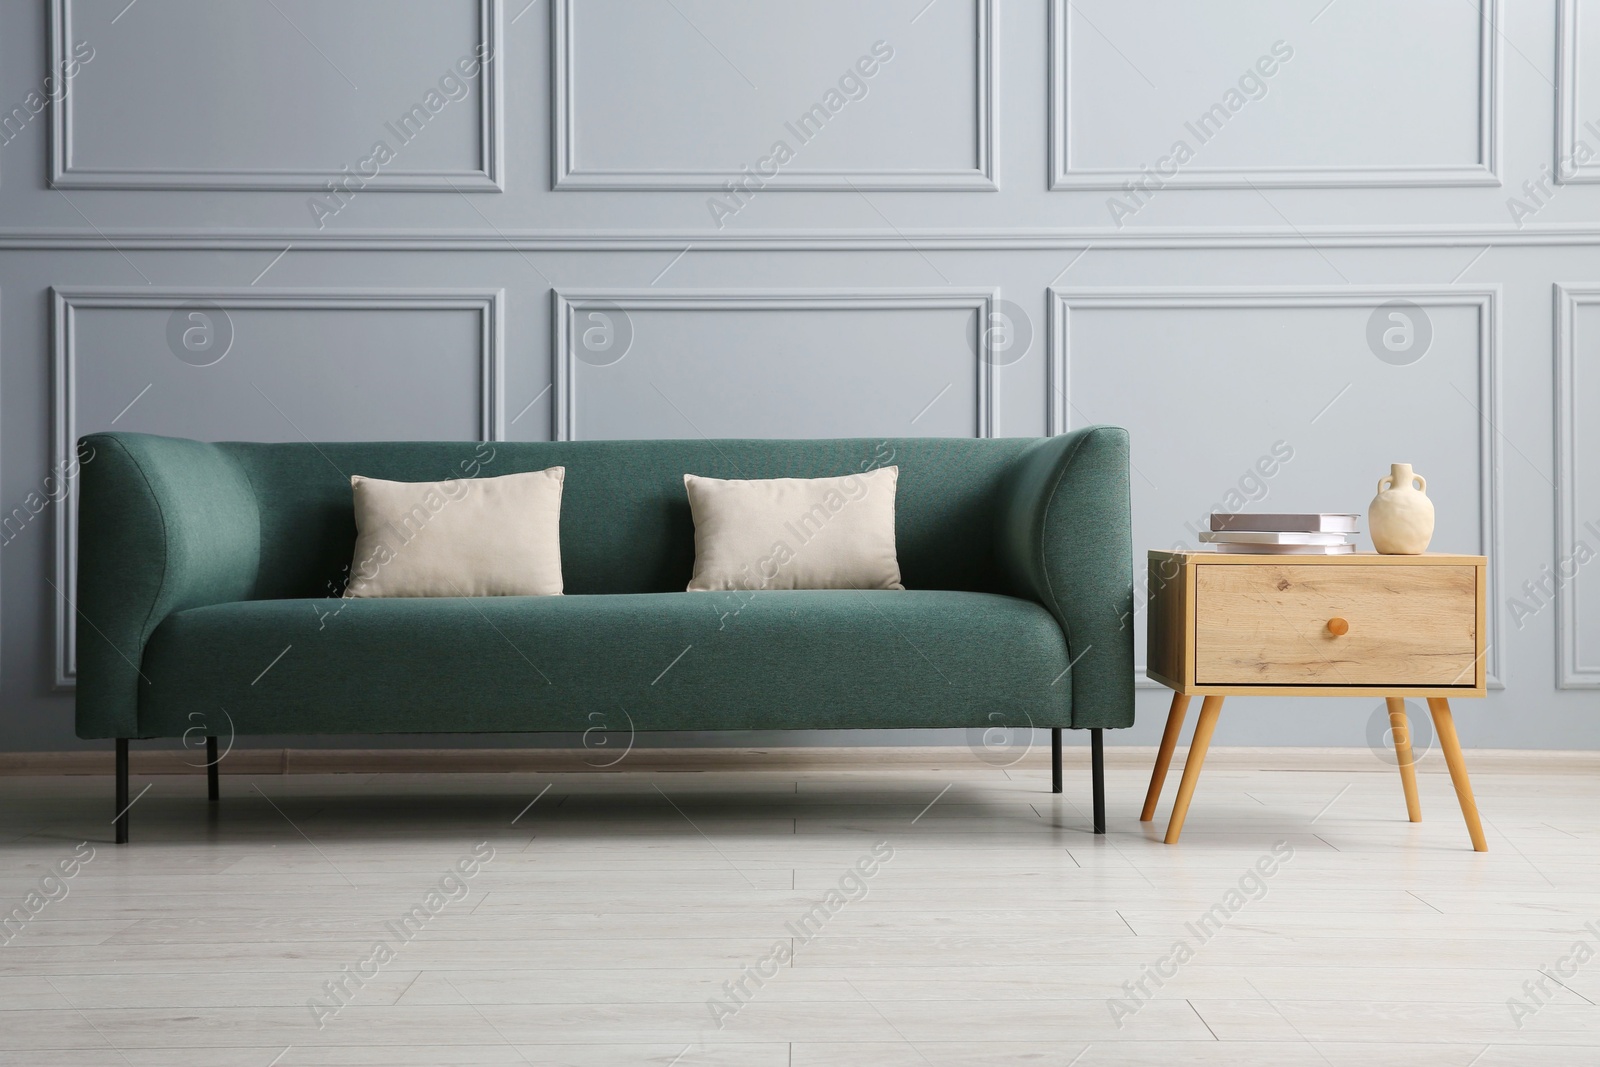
1412,474,1426,492
1376,475,1393,494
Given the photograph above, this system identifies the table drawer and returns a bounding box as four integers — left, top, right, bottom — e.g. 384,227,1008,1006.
1194,564,1479,687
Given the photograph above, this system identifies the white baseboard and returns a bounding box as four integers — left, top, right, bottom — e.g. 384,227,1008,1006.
1,746,1595,776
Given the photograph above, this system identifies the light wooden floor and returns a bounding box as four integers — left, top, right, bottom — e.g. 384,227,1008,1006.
2,749,1599,1066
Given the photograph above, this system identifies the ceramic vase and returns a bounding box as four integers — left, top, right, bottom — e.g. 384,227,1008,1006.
1369,463,1435,554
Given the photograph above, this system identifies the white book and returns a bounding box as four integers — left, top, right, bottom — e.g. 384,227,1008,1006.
1210,512,1361,533
1199,530,1352,546
1210,542,1357,555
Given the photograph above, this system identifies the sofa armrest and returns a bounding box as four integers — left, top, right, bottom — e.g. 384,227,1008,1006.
994,426,1134,729
75,433,261,739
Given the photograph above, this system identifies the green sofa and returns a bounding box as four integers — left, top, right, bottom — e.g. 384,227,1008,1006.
75,428,1134,842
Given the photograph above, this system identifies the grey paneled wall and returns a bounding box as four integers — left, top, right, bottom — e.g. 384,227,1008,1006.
2,0,1598,753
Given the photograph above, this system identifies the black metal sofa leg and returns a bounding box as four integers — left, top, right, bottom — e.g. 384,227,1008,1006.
207,737,219,802
115,739,129,844
1051,728,1063,793
1091,728,1106,834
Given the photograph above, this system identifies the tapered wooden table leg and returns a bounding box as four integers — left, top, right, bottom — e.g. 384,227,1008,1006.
1386,697,1422,823
1141,693,1190,822
1164,695,1223,844
1426,697,1487,852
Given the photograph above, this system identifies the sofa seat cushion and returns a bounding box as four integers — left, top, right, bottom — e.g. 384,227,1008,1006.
138,590,1075,736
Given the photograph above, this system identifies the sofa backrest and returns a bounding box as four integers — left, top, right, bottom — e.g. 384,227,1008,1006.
209,437,1039,598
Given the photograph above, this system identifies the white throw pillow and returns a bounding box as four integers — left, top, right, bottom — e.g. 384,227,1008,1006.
345,468,565,598
684,468,903,592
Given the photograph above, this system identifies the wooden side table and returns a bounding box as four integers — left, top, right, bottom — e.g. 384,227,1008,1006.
1142,550,1489,851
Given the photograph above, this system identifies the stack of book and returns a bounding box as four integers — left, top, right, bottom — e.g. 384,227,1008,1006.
1199,513,1360,554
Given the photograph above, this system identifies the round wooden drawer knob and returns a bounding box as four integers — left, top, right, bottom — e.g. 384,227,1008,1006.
1327,617,1350,636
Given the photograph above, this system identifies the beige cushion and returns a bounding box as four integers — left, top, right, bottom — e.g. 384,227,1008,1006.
684,468,903,592
345,468,565,598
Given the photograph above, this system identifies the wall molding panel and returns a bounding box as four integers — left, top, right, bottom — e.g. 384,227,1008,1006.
49,0,505,191
1047,285,1505,690
551,288,999,441
550,0,995,190
1554,284,1600,688
1049,0,1501,190
1559,0,1600,184
50,286,506,686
